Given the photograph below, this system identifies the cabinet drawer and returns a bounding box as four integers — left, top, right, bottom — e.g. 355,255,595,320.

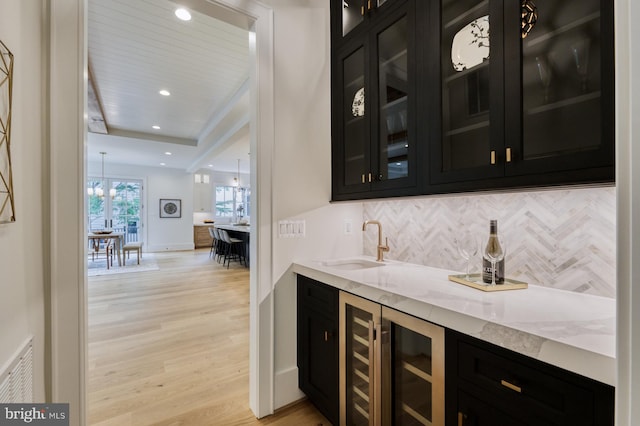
457,340,596,424
298,275,338,314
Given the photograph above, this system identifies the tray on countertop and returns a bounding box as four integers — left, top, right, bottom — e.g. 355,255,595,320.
448,273,528,292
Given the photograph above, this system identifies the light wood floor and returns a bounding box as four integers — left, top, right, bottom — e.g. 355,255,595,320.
88,249,328,425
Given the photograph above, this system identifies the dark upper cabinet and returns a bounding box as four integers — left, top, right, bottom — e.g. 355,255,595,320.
431,0,614,190
331,0,421,200
331,0,615,200
335,0,403,41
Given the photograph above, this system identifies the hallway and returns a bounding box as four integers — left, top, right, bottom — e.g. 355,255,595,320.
87,249,327,425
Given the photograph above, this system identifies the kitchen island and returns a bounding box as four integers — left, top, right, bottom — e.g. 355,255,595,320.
293,256,615,386
215,224,250,263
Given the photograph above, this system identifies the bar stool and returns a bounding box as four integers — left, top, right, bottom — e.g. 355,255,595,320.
218,229,246,268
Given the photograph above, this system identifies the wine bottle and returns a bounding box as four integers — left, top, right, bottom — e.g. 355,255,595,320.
482,220,505,284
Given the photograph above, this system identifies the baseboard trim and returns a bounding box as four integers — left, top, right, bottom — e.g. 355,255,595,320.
274,365,305,410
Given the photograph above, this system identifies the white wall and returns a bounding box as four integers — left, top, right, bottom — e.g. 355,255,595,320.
262,0,364,408
0,0,47,402
87,161,195,251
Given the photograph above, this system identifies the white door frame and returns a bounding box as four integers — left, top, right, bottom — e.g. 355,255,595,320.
49,0,275,423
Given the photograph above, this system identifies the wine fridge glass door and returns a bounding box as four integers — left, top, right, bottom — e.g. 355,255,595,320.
381,307,445,426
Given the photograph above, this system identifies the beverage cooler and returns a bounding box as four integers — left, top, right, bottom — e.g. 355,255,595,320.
339,292,445,426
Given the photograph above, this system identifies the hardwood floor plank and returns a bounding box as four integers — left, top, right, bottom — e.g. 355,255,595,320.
88,249,329,425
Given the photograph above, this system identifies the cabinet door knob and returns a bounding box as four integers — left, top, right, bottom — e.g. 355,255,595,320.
506,147,512,163
324,331,330,342
490,150,496,165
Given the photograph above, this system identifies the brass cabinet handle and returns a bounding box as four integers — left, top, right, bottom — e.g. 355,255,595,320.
361,5,365,15
368,0,372,10
368,172,372,183
501,379,522,393
490,150,496,165
361,174,366,184
458,412,466,426
506,147,512,163
324,331,329,342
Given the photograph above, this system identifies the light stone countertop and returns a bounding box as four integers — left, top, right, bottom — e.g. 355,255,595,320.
292,256,616,386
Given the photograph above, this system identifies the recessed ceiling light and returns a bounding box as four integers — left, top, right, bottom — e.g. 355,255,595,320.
152,125,160,130
159,89,171,96
160,162,166,166
165,152,172,156
175,8,192,21
208,164,213,168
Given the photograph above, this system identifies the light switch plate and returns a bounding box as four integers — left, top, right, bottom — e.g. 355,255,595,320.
278,220,305,238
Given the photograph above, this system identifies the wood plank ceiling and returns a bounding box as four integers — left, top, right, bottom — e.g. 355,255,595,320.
87,0,251,172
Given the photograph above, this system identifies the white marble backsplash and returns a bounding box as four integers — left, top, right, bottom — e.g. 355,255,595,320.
363,186,616,298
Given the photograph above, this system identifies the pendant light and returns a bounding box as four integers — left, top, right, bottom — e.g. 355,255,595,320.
90,152,116,199
233,159,241,189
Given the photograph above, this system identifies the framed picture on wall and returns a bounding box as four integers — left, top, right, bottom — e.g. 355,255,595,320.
159,199,181,218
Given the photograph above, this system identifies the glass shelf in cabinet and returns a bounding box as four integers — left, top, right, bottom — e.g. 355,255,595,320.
444,61,489,84
523,12,600,49
444,120,489,137
526,91,600,116
443,0,489,31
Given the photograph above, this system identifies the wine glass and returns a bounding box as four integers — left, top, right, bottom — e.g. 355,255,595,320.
535,56,552,103
455,231,479,281
571,38,590,93
486,241,506,286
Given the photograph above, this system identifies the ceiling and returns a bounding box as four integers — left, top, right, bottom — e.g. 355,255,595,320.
87,0,251,174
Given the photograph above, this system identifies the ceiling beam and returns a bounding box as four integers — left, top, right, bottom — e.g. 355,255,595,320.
87,65,108,134
107,128,198,146
187,111,249,172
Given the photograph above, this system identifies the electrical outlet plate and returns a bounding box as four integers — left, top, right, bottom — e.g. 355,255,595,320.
344,219,353,235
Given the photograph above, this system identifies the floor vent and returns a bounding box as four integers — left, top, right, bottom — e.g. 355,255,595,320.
0,337,33,403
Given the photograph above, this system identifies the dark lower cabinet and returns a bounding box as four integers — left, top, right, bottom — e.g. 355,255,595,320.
297,275,339,425
445,329,615,426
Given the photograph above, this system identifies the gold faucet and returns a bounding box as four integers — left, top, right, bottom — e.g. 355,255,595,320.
362,220,390,262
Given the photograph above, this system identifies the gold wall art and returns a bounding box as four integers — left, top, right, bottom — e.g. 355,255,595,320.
0,40,14,223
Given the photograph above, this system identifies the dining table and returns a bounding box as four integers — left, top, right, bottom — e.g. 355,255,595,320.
88,231,125,266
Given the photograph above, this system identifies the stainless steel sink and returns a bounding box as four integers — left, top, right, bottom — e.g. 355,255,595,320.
320,258,385,270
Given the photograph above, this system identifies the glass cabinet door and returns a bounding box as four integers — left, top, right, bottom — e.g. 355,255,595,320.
437,0,503,183
340,0,402,38
341,45,368,188
340,293,381,426
377,15,409,182
517,0,610,163
382,307,445,426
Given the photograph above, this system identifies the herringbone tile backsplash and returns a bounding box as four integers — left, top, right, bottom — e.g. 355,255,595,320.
363,186,616,298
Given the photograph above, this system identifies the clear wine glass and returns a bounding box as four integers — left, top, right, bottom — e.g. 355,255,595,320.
535,56,552,103
455,231,479,281
571,38,590,93
486,241,506,286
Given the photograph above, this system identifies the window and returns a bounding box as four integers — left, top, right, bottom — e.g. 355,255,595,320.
215,186,250,219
